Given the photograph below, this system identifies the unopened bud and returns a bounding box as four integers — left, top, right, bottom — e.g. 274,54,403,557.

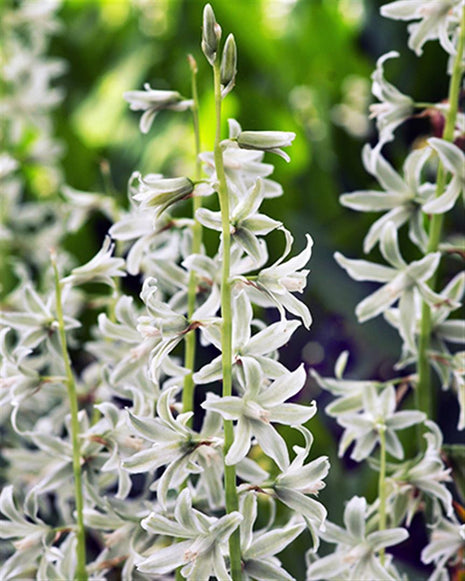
187,54,198,74
236,130,296,162
201,4,221,65
220,34,237,96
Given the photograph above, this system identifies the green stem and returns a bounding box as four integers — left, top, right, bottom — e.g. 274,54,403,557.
416,7,465,425
213,61,242,580
52,254,88,581
378,426,387,567
413,102,442,109
182,56,203,422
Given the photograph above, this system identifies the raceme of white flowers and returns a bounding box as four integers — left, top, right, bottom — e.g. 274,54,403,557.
1,1,465,580
0,4,327,580
310,0,465,579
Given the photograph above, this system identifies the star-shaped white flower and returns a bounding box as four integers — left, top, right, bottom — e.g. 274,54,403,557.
202,361,316,470
136,489,242,580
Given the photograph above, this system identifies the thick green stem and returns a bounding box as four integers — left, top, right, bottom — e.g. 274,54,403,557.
213,61,242,580
378,426,387,567
416,7,465,424
182,57,203,422
52,254,88,581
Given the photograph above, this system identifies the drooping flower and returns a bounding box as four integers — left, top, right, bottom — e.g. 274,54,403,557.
200,119,284,198
369,51,414,146
61,235,126,288
196,178,281,262
381,0,463,57
423,137,465,214
124,84,192,134
270,427,329,549
237,230,313,328
387,420,453,523
0,284,80,350
129,172,198,219
384,271,465,373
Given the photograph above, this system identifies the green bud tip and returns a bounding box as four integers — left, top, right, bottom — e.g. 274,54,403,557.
220,33,237,91
202,3,221,65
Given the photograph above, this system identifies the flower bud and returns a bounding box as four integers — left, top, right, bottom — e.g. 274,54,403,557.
236,130,296,162
220,34,237,96
201,4,221,65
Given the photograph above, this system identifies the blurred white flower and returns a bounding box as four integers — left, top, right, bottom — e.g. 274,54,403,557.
61,236,126,288
124,83,192,133
381,0,463,56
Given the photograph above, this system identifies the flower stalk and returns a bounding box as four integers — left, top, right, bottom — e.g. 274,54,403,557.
182,55,203,422
416,5,465,422
378,424,387,566
51,252,87,581
213,57,242,580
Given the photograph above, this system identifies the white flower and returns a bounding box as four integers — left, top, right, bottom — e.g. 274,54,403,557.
423,137,465,214
0,328,42,408
124,83,192,133
239,492,306,581
237,230,313,328
311,367,382,416
370,51,414,146
123,387,223,508
129,172,197,219
136,489,242,580
271,427,329,549
0,284,80,349
388,421,453,522
194,289,300,384
202,362,316,470
421,515,465,581
196,178,281,262
0,485,49,552
384,271,465,372
341,144,435,252
200,119,283,199
337,384,426,461
381,0,463,56
335,222,449,330
61,236,126,288
307,496,408,581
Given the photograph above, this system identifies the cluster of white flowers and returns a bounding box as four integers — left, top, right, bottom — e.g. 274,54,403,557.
0,4,328,579
311,1,465,579
2,2,464,579
0,0,69,280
